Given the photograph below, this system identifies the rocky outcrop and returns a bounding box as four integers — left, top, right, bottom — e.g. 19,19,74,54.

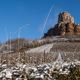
58,12,74,23
43,12,80,38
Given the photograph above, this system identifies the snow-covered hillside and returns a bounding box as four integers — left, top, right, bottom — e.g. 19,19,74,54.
26,43,53,53
0,56,80,80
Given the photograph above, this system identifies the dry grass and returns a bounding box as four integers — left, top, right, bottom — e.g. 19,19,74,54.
0,52,55,66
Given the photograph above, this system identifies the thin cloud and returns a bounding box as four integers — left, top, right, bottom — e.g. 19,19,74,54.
41,5,54,35
41,4,62,37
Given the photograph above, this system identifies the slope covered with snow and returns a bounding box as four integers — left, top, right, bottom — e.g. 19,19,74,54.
26,43,53,53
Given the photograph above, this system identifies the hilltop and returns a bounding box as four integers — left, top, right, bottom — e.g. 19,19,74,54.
43,12,80,38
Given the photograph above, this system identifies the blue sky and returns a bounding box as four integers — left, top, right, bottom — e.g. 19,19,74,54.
0,0,80,42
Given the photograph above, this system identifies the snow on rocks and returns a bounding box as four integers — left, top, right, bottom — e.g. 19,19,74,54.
0,55,79,79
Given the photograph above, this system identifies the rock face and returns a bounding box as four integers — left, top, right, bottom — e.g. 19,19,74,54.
58,12,74,23
43,12,80,38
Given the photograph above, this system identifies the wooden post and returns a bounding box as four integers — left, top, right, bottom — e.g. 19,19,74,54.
44,50,46,62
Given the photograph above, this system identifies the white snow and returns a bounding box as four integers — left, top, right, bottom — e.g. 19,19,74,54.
0,52,80,79
1,69,12,79
0,59,79,79
26,43,53,53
